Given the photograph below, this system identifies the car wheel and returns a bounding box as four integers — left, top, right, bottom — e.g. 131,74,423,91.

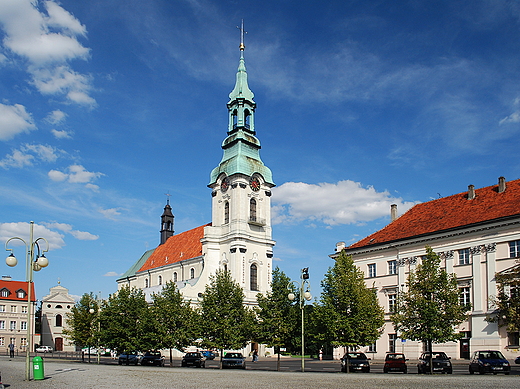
383,368,388,373
479,368,485,375
505,372,510,375
118,360,122,365
403,368,407,374
469,368,474,375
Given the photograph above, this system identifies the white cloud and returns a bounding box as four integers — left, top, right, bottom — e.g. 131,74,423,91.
51,129,72,139
42,222,98,241
0,221,65,250
0,149,34,169
272,180,417,226
0,143,64,169
103,271,122,277
47,164,104,189
48,169,68,181
45,109,67,125
98,208,121,220
0,103,36,140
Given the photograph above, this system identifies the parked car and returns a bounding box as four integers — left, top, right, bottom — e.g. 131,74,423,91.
118,351,142,365
181,352,206,368
35,345,53,353
515,355,520,364
201,350,217,360
340,352,370,373
141,351,165,367
417,351,452,374
469,350,511,375
383,353,408,373
222,352,246,369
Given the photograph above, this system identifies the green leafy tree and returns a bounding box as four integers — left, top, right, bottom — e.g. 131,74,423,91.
391,246,470,374
151,281,200,366
99,286,155,362
255,267,299,370
63,292,99,349
488,261,520,334
200,269,254,368
315,251,384,358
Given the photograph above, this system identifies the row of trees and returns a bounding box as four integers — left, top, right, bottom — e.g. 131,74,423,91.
65,247,471,371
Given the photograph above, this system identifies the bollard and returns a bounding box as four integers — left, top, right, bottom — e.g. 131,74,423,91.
32,356,44,380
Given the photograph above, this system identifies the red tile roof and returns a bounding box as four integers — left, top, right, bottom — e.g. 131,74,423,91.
138,224,210,272
0,280,36,302
348,178,520,250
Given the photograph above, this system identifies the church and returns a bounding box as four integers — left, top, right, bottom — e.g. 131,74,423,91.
117,30,275,307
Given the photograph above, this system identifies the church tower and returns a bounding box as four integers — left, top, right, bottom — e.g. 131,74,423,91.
160,198,174,245
205,22,275,303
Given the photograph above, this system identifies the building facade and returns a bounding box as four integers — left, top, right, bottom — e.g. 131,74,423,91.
336,177,520,360
40,283,76,351
117,35,275,309
0,276,36,356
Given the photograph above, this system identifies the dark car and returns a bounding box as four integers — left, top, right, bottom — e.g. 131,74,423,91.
383,353,408,373
222,352,246,369
469,350,511,375
118,351,141,366
340,352,371,373
201,350,217,360
182,352,206,368
515,355,520,364
141,351,165,367
417,351,452,374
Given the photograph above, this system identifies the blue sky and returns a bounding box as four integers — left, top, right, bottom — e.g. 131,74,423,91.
1,0,520,301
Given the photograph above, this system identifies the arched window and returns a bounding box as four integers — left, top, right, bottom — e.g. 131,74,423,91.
145,278,149,288
244,109,250,128
190,268,195,279
55,314,62,327
250,264,258,291
158,275,162,285
224,201,230,224
232,109,238,128
55,305,62,309
250,198,257,222
173,272,178,282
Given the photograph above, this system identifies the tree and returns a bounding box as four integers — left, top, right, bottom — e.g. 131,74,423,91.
63,292,99,349
255,267,299,370
99,286,155,362
199,269,254,368
488,261,520,335
391,246,470,374
151,281,200,366
315,251,384,358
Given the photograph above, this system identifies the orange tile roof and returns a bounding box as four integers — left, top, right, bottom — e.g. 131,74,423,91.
0,280,36,301
138,223,210,272
348,178,520,250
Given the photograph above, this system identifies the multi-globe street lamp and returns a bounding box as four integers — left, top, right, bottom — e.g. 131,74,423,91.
5,221,49,381
288,267,312,373
89,304,101,365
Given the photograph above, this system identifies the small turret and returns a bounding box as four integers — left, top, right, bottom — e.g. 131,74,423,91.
160,196,174,245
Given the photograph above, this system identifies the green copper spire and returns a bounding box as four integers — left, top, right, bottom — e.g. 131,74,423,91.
209,22,274,187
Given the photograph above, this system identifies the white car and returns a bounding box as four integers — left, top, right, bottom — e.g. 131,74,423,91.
36,345,53,353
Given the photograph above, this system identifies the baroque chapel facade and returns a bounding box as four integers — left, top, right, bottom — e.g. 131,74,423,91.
117,36,275,307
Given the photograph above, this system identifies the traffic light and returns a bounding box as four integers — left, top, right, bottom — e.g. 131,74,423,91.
302,267,309,279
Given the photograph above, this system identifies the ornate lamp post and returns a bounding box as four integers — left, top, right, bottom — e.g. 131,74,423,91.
288,267,312,372
5,221,49,381
89,303,101,365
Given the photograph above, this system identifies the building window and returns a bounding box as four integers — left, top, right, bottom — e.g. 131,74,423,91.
55,305,62,309
10,306,16,313
458,248,470,265
173,272,178,282
388,260,397,275
10,321,16,330
459,287,471,306
0,305,5,312
0,337,4,346
388,294,397,313
22,306,27,314
20,321,27,331
508,332,520,347
17,290,25,298
0,321,5,329
389,333,397,353
190,268,195,279
250,198,257,222
509,240,520,258
145,278,149,288
250,264,258,291
1,289,9,297
224,201,230,224
367,343,376,353
158,275,162,285
20,338,27,347
56,314,62,327
368,264,376,278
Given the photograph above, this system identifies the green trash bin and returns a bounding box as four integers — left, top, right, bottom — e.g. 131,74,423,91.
32,356,44,380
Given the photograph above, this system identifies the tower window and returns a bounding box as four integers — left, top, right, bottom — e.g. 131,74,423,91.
224,201,230,224
250,198,257,222
158,275,162,285
173,272,178,282
55,314,62,327
145,278,149,288
244,109,250,129
190,268,195,279
250,264,258,291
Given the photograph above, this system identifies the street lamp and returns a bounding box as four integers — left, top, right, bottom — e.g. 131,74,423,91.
89,304,101,365
5,221,49,381
288,267,312,372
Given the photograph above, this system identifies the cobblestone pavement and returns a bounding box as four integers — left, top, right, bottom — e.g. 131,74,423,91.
0,358,518,389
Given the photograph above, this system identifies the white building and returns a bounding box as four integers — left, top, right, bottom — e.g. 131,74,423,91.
118,38,275,310
40,283,76,352
336,177,520,360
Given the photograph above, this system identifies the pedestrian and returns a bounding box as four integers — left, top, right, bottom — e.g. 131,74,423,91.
8,342,14,358
252,349,258,363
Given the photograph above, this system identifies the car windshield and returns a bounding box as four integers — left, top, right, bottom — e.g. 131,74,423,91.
479,351,505,359
423,352,447,359
225,353,242,358
345,353,366,359
386,354,405,360
146,352,160,356
185,353,200,357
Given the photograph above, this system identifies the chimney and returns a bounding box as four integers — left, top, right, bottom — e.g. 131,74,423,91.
335,242,346,253
498,176,506,193
1,276,11,281
390,204,398,222
468,185,475,200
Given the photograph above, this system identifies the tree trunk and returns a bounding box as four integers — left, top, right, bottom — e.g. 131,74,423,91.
219,348,223,369
277,348,281,371
428,340,433,375
169,348,173,367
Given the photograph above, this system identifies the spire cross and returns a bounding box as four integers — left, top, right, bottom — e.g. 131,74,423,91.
165,192,171,205
238,19,246,51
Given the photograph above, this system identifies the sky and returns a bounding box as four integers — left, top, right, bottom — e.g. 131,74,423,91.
1,0,520,301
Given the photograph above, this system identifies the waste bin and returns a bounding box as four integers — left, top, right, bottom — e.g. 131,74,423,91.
32,356,44,380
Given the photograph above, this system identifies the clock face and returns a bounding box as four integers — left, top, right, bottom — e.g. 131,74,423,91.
249,176,260,191
221,178,229,192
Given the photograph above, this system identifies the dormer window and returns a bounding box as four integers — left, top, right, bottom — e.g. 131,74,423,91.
17,290,25,299
1,289,9,298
